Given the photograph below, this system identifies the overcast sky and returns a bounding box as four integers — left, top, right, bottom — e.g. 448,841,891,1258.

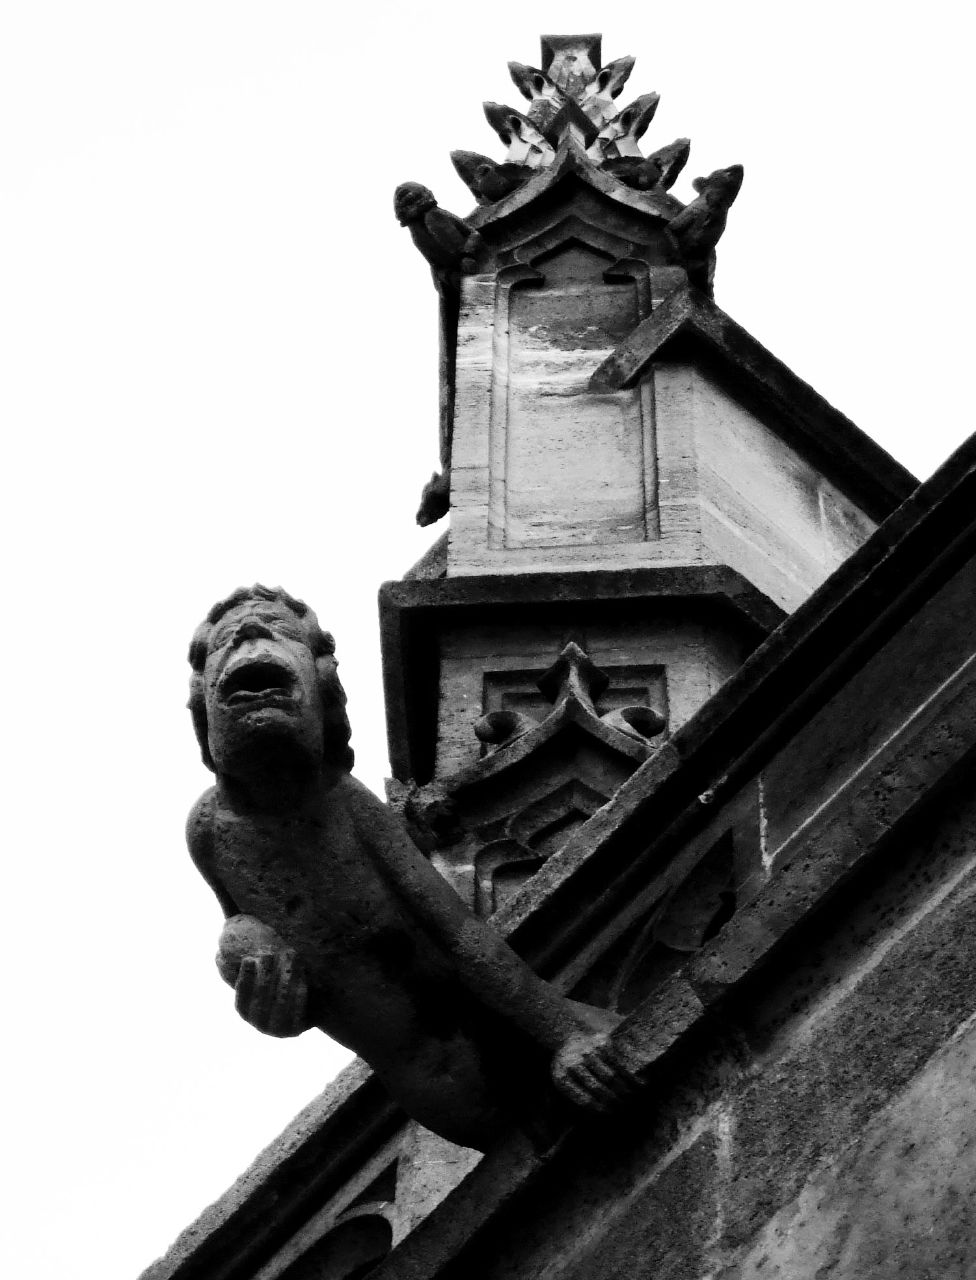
2,3,972,1276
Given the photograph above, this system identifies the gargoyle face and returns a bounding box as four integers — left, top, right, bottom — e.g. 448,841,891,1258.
394,181,436,226
202,602,324,777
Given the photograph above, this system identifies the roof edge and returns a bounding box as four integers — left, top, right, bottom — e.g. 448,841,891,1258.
589,286,917,520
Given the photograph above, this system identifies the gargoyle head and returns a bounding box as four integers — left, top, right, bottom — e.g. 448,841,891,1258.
394,181,437,226
188,585,353,779
691,164,744,207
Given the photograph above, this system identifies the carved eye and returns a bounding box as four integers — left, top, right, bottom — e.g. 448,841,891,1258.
532,75,545,93
598,70,611,90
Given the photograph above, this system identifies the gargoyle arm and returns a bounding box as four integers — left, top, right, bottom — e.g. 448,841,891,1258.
186,788,239,919
345,775,592,1054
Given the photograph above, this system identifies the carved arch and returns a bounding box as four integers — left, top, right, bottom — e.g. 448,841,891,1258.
474,839,545,916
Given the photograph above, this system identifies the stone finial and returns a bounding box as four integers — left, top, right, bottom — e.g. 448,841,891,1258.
186,586,639,1150
580,55,636,126
587,91,660,159
540,33,602,97
437,33,744,261
507,61,568,131
537,641,610,713
482,102,555,168
645,137,692,188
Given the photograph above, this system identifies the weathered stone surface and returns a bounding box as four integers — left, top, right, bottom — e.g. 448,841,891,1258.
726,1018,976,1279
443,1124,720,1280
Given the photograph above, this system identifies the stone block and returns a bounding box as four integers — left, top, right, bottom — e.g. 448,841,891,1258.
722,791,976,1250
725,1016,976,1279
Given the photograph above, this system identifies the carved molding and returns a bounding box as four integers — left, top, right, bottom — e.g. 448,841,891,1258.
398,642,669,916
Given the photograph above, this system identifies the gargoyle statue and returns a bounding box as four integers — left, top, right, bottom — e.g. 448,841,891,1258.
668,164,744,294
393,182,481,289
394,183,482,528
416,469,451,527
186,585,636,1150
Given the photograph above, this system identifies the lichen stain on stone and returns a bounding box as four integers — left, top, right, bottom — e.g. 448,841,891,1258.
523,322,625,352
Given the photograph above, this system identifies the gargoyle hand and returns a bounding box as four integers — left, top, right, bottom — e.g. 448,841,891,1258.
550,1008,639,1111
216,914,312,1039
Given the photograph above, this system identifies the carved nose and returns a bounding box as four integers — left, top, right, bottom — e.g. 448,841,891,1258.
234,621,273,644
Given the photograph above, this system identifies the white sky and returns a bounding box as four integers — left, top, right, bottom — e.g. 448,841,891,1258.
2,3,972,1276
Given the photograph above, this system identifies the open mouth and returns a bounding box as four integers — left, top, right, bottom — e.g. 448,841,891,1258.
220,659,297,706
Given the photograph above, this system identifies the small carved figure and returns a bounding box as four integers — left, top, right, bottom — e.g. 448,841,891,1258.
393,184,476,526
393,183,480,288
416,468,451,526
187,586,636,1150
450,150,528,205
667,164,744,293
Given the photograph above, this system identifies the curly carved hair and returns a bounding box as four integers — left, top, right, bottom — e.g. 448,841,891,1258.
187,584,354,773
